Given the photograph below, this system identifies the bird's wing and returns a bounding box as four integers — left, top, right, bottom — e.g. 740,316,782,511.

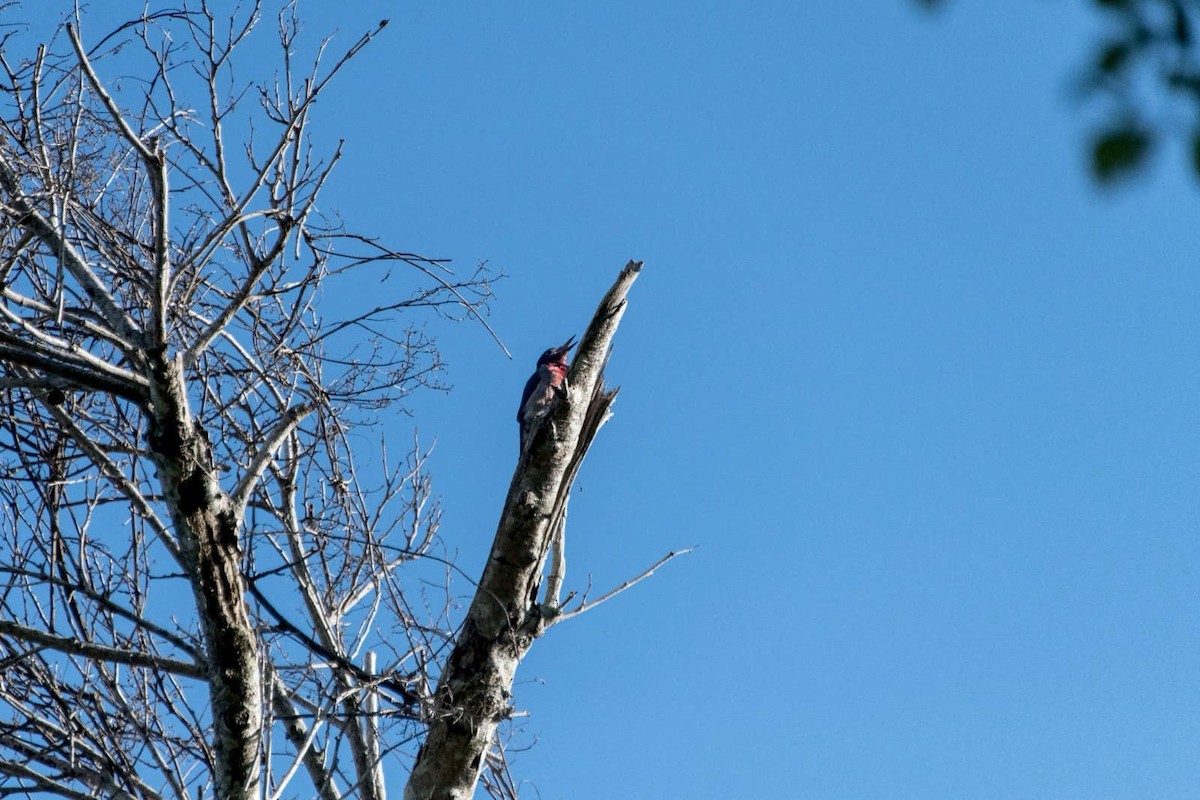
517,371,541,422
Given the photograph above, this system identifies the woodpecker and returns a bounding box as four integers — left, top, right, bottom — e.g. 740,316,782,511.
518,336,576,450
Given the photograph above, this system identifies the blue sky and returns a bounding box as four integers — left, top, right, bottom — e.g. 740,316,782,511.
81,1,1200,797
279,3,1200,798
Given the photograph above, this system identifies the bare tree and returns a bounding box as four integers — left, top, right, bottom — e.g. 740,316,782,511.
0,3,677,799
0,3,489,798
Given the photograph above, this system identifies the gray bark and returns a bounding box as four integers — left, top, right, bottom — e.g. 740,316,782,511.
144,351,262,800
404,261,643,800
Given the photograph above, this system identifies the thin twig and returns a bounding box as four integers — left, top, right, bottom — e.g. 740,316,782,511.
548,547,696,627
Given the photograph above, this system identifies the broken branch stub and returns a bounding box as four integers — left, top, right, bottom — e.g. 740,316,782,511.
403,260,643,800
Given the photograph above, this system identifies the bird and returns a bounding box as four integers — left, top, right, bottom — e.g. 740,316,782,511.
518,336,576,451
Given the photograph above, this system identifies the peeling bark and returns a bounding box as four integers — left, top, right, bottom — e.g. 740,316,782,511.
404,261,642,800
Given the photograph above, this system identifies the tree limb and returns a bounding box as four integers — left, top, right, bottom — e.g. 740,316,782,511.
403,261,642,800
0,620,205,678
548,547,696,627
0,160,144,351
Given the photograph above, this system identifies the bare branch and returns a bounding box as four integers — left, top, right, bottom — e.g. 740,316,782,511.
0,338,148,402
0,566,196,657
0,620,204,678
229,401,313,518
0,160,145,350
548,547,696,627
264,661,339,800
46,398,179,558
65,25,155,161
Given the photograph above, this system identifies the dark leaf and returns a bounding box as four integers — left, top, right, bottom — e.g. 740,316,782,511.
1167,69,1200,95
1171,1,1191,45
1098,41,1131,73
1091,126,1151,181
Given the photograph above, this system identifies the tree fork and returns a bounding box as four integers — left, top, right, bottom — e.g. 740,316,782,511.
404,261,643,800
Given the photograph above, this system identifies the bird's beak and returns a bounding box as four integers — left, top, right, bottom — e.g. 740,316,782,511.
555,335,577,355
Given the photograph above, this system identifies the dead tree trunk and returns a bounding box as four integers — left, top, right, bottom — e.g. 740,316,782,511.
405,261,643,800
